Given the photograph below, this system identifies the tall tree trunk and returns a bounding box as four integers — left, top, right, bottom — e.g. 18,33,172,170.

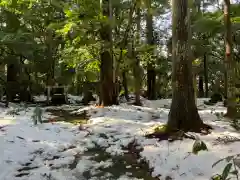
195,0,206,98
19,55,32,102
122,71,129,101
167,0,204,132
133,7,142,105
7,55,20,102
100,0,115,106
46,47,55,104
193,72,197,101
110,0,119,105
203,53,209,97
45,30,56,87
224,0,237,118
146,0,156,100
224,64,228,98
198,75,204,97
5,11,20,102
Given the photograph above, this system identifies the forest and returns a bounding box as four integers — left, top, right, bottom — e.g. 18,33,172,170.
0,0,240,179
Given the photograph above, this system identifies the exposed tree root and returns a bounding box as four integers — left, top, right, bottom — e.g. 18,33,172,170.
224,110,238,119
15,172,29,177
132,101,142,106
146,131,195,141
95,105,104,108
145,123,212,142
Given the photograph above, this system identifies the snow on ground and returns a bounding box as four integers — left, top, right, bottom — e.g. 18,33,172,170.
67,95,83,104
33,94,83,104
33,95,48,102
0,99,239,180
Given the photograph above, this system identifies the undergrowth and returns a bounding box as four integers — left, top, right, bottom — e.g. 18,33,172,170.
212,154,240,180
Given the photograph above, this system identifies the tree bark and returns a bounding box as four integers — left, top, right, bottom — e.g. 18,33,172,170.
45,30,56,87
203,53,209,97
167,0,204,132
122,71,129,101
99,0,116,106
198,75,204,97
146,0,156,100
5,12,20,102
224,66,228,98
224,0,237,118
193,72,197,101
133,7,142,106
7,56,20,102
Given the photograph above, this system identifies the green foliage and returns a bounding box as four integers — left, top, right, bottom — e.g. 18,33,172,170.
222,163,232,180
212,154,240,180
192,139,208,154
192,16,223,34
0,0,239,98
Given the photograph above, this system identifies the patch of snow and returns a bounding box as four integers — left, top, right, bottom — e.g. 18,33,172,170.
33,94,83,104
67,95,83,104
33,95,48,102
0,99,239,180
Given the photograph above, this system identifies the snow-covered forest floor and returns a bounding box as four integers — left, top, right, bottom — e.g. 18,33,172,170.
0,96,239,180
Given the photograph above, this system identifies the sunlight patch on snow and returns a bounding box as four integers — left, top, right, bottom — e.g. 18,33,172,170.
0,119,15,125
